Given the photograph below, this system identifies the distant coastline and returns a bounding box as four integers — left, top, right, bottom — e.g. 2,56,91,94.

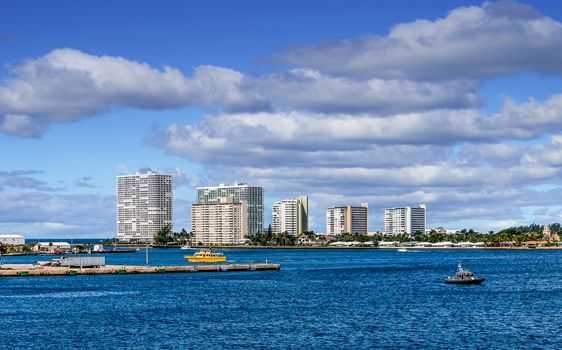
152,245,562,250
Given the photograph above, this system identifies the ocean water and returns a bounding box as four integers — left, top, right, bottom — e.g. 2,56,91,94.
1,248,561,349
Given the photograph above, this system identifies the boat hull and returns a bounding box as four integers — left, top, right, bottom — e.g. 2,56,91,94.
185,256,226,263
445,278,485,285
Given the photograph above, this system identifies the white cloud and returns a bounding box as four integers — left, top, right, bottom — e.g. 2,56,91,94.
0,48,483,139
150,94,562,169
33,222,79,230
255,69,479,114
0,188,115,236
149,101,562,231
0,114,44,138
275,1,562,80
4,1,562,233
0,48,269,137
3,1,562,138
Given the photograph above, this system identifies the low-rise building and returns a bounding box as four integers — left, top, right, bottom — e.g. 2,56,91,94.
378,241,399,247
454,241,485,248
92,244,104,252
0,234,25,245
33,242,71,252
522,240,548,248
431,241,454,248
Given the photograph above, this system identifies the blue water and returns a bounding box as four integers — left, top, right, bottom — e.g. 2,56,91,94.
24,238,111,244
1,248,561,349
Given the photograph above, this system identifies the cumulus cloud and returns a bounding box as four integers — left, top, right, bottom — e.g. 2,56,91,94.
275,1,562,80
254,69,480,114
0,48,269,137
0,170,113,236
0,48,485,139
0,188,115,236
149,98,562,231
4,1,562,233
460,135,562,168
150,94,562,169
4,1,562,138
0,114,45,138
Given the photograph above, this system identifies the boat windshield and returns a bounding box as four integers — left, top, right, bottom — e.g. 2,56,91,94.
454,264,475,279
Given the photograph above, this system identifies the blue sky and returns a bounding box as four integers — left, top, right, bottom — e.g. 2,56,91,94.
2,0,562,238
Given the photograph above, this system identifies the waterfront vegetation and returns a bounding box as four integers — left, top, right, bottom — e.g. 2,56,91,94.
408,223,554,246
153,225,192,245
109,222,562,248
0,242,34,254
30,223,560,250
246,223,560,247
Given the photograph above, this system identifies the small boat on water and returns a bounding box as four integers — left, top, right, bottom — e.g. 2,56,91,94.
180,245,192,250
185,250,226,263
398,248,408,252
445,264,484,284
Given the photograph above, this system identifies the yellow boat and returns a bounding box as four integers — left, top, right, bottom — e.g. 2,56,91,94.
185,250,226,263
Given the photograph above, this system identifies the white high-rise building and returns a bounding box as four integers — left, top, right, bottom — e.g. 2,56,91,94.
197,182,263,235
192,197,248,245
384,204,426,236
271,196,308,235
272,200,297,235
326,203,368,235
116,172,173,242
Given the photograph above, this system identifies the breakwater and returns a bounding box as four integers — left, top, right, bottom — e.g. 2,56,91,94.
0,263,281,277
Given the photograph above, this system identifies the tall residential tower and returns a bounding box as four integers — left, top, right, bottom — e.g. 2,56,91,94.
272,195,309,235
116,172,173,242
196,182,263,235
192,197,248,245
326,203,368,235
384,204,426,236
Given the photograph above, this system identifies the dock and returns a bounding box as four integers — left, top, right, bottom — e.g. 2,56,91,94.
0,263,281,277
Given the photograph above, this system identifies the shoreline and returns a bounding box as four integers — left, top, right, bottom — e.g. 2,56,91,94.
155,245,562,250
4,246,561,256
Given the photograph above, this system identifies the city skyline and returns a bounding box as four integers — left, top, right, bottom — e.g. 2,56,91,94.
3,1,562,237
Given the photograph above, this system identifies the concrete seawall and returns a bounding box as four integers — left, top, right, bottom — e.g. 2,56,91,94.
0,263,281,277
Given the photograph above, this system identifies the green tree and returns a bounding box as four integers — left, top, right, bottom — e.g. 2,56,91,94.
154,224,174,244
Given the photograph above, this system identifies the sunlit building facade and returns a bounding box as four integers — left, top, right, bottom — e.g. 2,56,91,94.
116,172,173,242
326,203,368,235
384,204,426,236
272,195,309,235
192,197,248,245
196,182,263,235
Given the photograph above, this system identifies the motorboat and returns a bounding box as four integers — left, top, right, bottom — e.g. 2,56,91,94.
445,264,484,284
185,250,226,263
